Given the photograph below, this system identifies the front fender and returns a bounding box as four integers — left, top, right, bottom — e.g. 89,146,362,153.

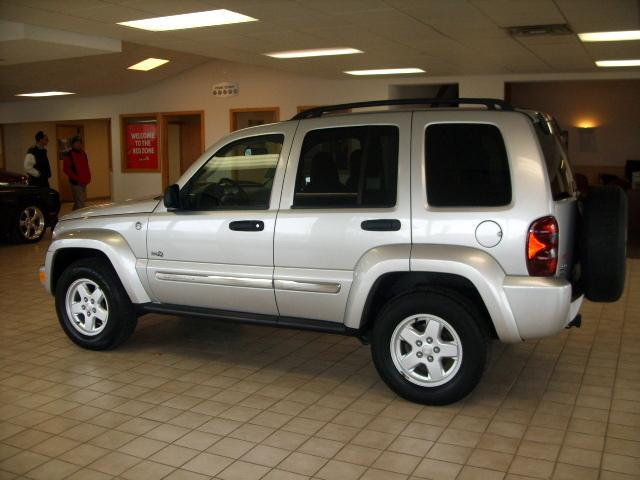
45,229,151,304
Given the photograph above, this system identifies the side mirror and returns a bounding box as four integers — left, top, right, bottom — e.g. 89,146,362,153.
163,184,180,210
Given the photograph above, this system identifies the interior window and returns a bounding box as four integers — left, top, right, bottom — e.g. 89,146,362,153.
293,126,398,208
180,134,283,210
425,124,511,207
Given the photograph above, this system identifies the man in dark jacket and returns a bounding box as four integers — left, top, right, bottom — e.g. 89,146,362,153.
24,131,52,187
63,136,92,210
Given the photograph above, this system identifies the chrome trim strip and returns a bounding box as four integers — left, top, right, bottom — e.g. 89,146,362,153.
274,279,341,294
156,272,272,289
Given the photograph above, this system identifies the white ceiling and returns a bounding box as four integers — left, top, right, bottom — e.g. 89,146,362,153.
1,0,639,100
0,40,209,101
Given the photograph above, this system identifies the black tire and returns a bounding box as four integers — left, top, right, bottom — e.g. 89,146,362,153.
55,258,138,350
14,204,46,243
371,289,487,405
580,186,627,302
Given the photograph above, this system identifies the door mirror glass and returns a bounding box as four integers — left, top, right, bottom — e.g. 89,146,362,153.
164,184,180,210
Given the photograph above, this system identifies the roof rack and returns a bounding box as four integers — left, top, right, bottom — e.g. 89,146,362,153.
292,97,514,120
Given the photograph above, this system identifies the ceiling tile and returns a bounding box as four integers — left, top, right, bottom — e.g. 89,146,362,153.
297,0,390,15
470,0,564,27
556,0,640,31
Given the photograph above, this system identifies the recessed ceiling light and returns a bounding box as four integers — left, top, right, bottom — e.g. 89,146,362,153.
15,91,74,97
128,58,170,71
265,48,362,59
117,9,257,31
344,68,425,76
579,30,640,42
595,59,640,67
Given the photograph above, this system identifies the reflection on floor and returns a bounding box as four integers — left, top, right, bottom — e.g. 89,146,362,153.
0,232,638,480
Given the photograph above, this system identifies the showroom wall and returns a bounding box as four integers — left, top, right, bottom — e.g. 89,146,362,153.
509,79,640,183
1,58,639,201
3,119,111,199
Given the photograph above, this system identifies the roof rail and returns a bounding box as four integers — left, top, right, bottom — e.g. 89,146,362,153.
292,97,514,120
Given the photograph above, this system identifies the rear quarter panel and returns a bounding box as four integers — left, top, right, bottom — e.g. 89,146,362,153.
410,110,554,276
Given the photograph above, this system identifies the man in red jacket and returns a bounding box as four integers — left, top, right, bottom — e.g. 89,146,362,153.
63,136,92,210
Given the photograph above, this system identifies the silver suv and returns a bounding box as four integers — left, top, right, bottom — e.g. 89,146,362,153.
40,98,627,405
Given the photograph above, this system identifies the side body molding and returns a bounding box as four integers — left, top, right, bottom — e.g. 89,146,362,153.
410,245,521,342
44,229,151,304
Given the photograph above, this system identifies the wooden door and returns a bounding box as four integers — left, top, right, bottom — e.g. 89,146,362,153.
56,124,83,202
161,112,204,190
179,120,202,174
230,108,279,132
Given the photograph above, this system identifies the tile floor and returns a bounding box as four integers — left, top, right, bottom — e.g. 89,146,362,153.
0,230,638,480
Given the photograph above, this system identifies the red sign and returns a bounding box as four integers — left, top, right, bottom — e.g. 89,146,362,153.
125,123,158,170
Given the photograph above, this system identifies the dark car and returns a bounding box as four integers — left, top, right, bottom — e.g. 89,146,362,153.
0,171,60,243
0,170,28,185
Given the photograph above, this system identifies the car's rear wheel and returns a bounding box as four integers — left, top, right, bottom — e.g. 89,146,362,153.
55,258,138,350
16,204,46,243
579,185,627,302
371,289,487,405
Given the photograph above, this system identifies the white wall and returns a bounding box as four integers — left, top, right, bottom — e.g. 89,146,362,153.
1,58,639,201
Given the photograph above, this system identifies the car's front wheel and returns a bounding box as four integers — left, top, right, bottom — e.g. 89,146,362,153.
55,258,138,350
16,204,46,243
371,289,488,405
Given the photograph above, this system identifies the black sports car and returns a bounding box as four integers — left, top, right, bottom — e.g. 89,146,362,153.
0,171,60,243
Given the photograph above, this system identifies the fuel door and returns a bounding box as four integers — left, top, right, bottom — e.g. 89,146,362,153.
475,220,502,248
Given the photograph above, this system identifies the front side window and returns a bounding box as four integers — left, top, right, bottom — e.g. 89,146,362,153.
180,134,283,210
293,125,398,208
425,123,511,207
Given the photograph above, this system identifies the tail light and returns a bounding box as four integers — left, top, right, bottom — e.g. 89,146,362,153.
526,216,558,276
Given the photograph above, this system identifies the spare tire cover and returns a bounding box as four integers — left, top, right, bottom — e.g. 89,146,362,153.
580,186,627,302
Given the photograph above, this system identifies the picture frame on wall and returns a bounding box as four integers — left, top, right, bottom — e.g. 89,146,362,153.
121,113,161,172
57,137,70,161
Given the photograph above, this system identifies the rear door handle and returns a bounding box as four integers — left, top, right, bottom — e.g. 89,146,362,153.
361,219,401,231
229,220,264,232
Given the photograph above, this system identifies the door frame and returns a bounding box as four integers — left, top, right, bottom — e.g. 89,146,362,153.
229,107,280,132
160,110,204,190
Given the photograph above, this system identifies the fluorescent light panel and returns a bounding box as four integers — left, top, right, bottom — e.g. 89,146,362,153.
128,58,169,71
596,59,640,67
345,68,425,75
579,30,640,42
118,9,256,31
265,47,362,58
16,91,74,97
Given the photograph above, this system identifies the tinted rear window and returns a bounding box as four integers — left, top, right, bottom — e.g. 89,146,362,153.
534,118,575,200
425,124,511,207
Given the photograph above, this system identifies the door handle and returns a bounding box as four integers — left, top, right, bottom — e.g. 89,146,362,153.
229,220,264,232
361,219,401,231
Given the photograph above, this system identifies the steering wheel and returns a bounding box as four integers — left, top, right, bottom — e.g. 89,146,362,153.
218,177,249,205
198,184,221,208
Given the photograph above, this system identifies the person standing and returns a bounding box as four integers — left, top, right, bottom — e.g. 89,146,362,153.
63,136,91,210
24,130,52,187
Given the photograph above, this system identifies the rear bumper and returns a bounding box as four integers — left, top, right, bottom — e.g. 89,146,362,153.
504,276,584,340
